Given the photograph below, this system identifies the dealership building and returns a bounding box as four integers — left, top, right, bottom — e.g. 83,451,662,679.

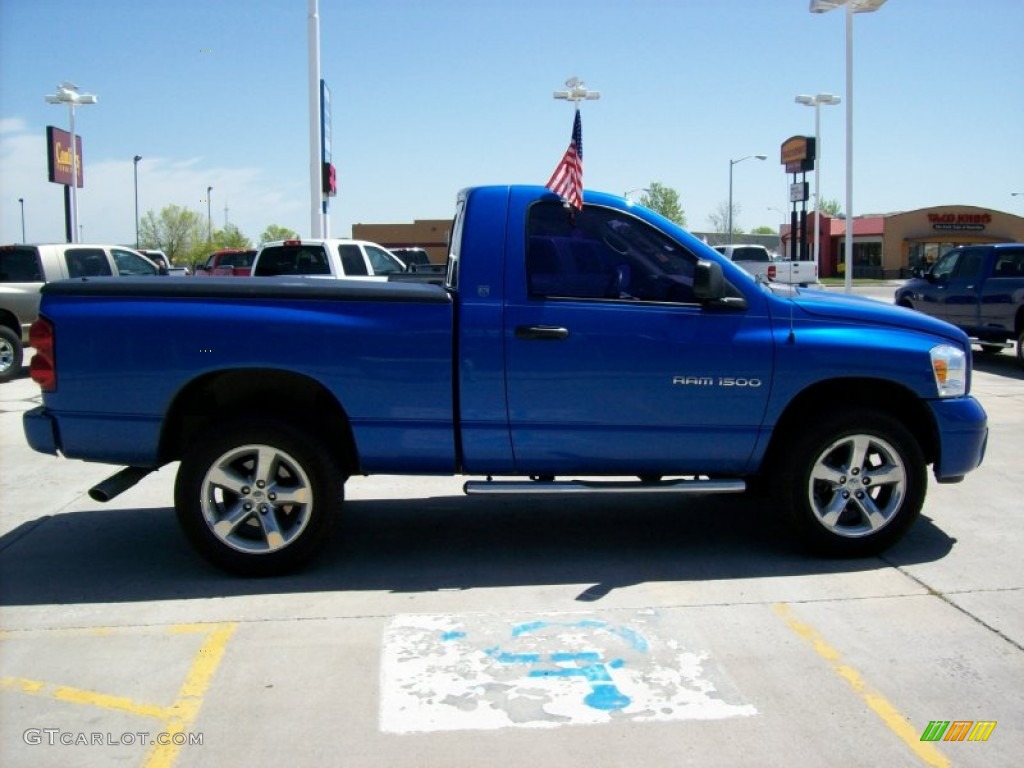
782,204,1024,279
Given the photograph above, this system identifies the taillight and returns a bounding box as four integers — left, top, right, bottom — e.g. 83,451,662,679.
29,317,56,392
767,264,777,281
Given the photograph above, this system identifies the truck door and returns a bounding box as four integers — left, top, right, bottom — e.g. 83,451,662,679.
503,201,773,477
920,247,985,329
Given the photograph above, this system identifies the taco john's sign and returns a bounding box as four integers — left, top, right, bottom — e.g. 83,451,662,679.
46,125,84,188
928,212,991,232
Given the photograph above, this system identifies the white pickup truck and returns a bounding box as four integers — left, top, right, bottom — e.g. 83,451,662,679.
252,238,406,279
713,244,818,286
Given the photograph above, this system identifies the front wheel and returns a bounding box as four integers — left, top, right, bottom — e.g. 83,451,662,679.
174,420,343,575
1017,328,1024,370
774,410,926,557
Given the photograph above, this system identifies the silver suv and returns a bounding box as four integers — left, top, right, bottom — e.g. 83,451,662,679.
0,244,163,382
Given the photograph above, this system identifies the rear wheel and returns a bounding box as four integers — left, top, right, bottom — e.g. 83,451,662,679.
774,410,925,557
0,326,22,383
174,419,342,575
1017,329,1024,369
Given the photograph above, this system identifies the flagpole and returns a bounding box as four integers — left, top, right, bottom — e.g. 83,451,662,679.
549,77,600,209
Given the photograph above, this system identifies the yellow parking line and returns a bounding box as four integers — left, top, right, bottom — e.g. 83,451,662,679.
143,622,237,768
1,676,171,719
774,603,949,768
2,622,237,768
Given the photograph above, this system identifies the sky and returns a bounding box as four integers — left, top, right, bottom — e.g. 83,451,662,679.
1,0,1023,248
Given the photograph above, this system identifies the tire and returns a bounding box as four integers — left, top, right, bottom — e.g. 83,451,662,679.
774,409,926,557
174,419,343,575
0,326,23,383
1017,328,1024,370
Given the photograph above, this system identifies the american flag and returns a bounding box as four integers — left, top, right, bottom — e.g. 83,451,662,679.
545,109,583,209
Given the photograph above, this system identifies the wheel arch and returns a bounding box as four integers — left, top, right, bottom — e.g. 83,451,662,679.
763,377,938,469
158,368,359,473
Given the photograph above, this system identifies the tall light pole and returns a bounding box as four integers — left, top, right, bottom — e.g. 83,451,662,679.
133,155,142,248
45,82,97,244
795,93,841,269
728,154,766,241
206,186,213,242
18,198,25,242
810,0,887,292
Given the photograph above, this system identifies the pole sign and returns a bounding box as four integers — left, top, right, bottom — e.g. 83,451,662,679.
790,181,810,203
46,126,84,188
780,135,816,174
320,79,336,197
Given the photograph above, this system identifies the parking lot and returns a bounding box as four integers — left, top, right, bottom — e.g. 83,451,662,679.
1,292,1022,768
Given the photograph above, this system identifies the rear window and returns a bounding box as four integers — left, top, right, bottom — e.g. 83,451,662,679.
0,247,44,282
255,245,331,276
732,247,770,262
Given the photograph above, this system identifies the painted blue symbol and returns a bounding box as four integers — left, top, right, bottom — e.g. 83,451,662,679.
479,619,648,712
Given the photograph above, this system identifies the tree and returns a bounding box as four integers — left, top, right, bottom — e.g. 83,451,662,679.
210,223,252,251
818,197,842,217
638,182,686,227
707,200,743,235
752,225,777,235
139,205,205,265
260,224,299,244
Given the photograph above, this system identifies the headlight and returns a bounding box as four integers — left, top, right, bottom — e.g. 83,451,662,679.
930,344,967,397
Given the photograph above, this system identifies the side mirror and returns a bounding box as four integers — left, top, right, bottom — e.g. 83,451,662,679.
693,259,725,301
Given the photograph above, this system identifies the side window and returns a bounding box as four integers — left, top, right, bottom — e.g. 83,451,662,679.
993,248,1024,278
338,244,368,276
0,248,44,282
112,249,158,276
526,202,698,303
365,245,403,275
65,248,113,278
930,251,959,281
952,249,982,280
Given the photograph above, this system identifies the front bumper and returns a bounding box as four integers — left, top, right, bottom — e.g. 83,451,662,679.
928,396,988,482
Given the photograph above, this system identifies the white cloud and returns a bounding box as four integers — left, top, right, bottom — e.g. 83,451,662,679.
0,118,307,246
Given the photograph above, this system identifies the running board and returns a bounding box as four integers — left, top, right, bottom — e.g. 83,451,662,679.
464,478,746,495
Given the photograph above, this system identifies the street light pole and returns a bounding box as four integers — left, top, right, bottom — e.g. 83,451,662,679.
18,198,25,243
133,155,142,248
795,93,841,269
45,83,97,244
810,0,887,292
728,155,767,241
207,186,213,242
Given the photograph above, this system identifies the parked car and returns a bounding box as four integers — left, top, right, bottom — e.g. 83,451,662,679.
713,244,818,286
0,244,163,382
139,249,190,276
390,247,447,274
193,248,257,277
252,239,406,279
895,242,1024,366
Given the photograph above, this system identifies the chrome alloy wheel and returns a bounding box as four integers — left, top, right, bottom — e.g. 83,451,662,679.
806,433,907,539
200,443,313,554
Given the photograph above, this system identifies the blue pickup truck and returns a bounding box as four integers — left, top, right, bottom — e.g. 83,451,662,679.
895,243,1024,367
23,186,988,575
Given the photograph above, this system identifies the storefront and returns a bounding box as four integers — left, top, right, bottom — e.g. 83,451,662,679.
784,205,1024,279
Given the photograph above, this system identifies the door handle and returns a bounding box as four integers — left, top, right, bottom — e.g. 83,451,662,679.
515,325,569,340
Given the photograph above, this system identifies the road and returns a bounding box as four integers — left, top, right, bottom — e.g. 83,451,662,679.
1,290,1021,768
